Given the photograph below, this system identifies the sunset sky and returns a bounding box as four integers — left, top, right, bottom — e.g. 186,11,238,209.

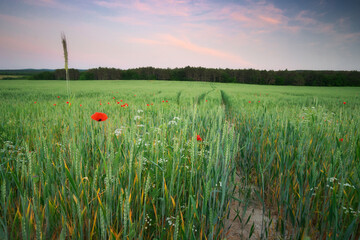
0,0,359,70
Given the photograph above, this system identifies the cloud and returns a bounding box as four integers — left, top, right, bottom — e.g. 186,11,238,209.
128,34,252,67
0,14,30,26
22,0,77,11
102,16,149,25
0,35,58,57
95,0,190,17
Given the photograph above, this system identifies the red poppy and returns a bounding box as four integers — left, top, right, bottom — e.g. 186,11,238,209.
258,101,260,103
166,100,168,103
343,102,346,104
113,97,115,99
66,101,69,104
57,96,60,98
54,104,56,106
125,103,128,106
91,112,108,122
206,100,208,102
80,104,82,107
100,103,102,105
197,135,202,141
339,138,343,142
151,103,154,105
34,101,37,104
120,100,123,102
147,104,150,106
134,95,136,96
248,101,251,103
162,100,165,102
117,101,120,104
108,102,110,105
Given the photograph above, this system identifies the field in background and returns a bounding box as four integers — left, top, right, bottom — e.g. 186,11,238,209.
0,75,25,80
0,80,359,239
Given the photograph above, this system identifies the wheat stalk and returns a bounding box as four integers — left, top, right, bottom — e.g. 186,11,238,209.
61,32,70,95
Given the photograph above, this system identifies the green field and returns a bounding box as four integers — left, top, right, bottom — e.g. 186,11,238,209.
0,75,25,80
0,80,359,239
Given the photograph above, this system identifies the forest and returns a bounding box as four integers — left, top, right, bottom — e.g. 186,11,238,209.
2,67,360,86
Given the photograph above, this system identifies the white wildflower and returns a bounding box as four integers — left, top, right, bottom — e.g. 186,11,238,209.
327,177,338,183
115,128,122,136
168,120,177,125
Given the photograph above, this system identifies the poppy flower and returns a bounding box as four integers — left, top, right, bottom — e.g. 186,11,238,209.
66,101,69,104
147,104,150,106
206,100,208,102
80,104,82,107
120,100,123,102
197,135,202,141
117,101,120,104
113,97,115,99
54,104,56,106
57,96,60,98
258,101,260,103
248,101,251,103
91,112,108,122
134,95,136,96
339,138,343,142
166,100,168,103
34,101,37,104
162,100,165,103
151,103,154,105
343,102,346,104
108,102,110,105
100,103,102,105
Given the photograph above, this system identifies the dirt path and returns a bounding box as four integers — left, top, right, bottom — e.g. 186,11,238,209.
225,175,277,240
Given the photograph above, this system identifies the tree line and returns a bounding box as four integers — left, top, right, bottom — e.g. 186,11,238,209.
25,67,360,86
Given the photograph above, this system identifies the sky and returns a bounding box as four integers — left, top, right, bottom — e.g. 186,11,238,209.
0,0,359,70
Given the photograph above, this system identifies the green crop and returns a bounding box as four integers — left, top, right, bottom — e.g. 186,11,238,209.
0,80,359,239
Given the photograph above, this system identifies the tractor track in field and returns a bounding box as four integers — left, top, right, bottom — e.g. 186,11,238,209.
221,89,277,240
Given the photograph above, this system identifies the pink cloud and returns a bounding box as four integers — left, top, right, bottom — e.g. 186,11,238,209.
230,12,251,23
23,0,77,11
102,16,149,25
128,37,162,45
295,11,317,25
125,34,252,67
95,0,190,17
259,15,281,25
0,14,30,26
200,2,288,31
0,35,58,57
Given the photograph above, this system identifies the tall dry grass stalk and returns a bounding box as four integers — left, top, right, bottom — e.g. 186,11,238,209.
61,32,70,95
